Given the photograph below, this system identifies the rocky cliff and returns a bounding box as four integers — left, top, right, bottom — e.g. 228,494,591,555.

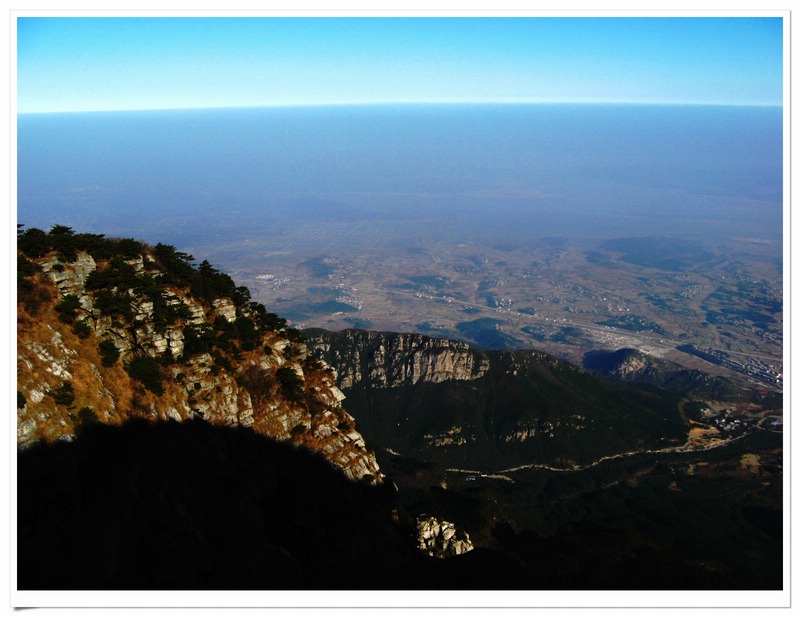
415,515,474,558
303,328,490,388
304,328,690,469
16,227,381,484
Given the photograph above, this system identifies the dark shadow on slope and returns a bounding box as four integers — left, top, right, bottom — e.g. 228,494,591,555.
18,419,557,591
18,418,782,592
18,419,412,590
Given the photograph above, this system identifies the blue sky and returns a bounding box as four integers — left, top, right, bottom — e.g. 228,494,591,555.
16,15,784,113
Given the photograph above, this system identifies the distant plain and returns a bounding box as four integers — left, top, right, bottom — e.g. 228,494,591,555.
17,103,783,388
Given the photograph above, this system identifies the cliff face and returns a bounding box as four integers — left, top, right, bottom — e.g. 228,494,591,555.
304,328,690,469
16,231,381,484
415,516,474,559
303,328,490,389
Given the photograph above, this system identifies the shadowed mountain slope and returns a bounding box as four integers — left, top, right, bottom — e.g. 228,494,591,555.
304,328,688,469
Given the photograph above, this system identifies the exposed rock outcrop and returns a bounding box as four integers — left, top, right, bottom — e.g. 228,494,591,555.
303,328,490,388
17,234,381,484
415,515,474,558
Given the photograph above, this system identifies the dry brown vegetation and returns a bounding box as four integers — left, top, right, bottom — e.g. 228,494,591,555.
17,237,381,485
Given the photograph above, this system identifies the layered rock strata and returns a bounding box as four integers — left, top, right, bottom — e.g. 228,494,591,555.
17,246,381,484
415,515,474,558
303,328,490,389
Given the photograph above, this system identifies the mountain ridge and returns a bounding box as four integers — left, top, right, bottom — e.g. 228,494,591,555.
16,225,783,591
16,226,381,483
303,327,692,469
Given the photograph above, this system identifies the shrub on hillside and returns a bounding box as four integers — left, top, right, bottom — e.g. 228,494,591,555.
93,289,134,321
73,319,92,338
152,243,196,286
235,316,260,351
17,253,39,279
55,295,82,323
76,407,100,434
125,356,164,395
98,340,121,367
17,227,50,258
49,225,79,262
52,382,76,406
85,258,140,293
182,325,217,357
276,366,305,403
17,252,48,314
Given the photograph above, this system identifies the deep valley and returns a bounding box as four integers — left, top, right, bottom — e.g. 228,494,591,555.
16,225,783,591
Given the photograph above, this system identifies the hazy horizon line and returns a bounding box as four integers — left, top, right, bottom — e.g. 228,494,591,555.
17,99,783,116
